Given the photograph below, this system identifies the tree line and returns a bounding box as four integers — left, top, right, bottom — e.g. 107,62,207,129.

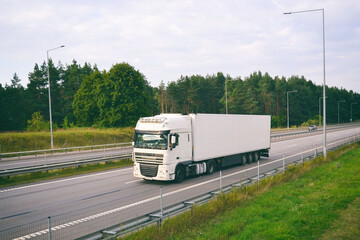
0,60,359,132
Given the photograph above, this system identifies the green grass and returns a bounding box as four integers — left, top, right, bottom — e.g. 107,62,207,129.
318,197,360,240
0,127,134,153
122,143,360,240
0,159,133,188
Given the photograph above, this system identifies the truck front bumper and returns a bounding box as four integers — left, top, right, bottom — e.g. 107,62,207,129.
133,163,176,181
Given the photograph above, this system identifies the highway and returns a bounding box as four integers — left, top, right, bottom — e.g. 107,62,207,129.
0,126,360,239
0,147,132,172
1,123,358,173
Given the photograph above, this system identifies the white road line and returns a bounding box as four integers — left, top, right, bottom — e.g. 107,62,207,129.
11,133,360,239
125,179,143,184
287,144,297,148
0,167,132,193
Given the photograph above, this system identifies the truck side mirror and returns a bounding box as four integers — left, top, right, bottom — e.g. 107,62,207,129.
171,135,176,145
170,134,179,150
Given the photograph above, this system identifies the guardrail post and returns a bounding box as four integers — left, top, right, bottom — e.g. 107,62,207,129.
48,216,52,240
314,148,318,158
301,149,304,163
160,187,163,226
282,153,285,170
257,160,260,181
220,170,222,193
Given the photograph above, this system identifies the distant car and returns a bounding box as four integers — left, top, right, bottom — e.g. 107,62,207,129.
308,125,317,131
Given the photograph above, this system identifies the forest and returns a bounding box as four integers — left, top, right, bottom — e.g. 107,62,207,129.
0,59,359,132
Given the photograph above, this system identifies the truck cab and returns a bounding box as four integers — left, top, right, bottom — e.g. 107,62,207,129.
133,114,192,181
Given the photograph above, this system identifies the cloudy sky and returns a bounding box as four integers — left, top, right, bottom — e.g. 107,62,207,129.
1,0,359,93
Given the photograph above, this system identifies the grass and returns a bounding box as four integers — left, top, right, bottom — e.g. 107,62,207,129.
122,143,360,240
0,159,133,188
0,127,134,153
319,197,360,240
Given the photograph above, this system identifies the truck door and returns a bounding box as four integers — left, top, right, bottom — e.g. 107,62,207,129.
169,132,192,163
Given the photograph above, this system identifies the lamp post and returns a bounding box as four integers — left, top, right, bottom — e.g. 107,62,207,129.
47,45,65,149
284,8,327,158
287,90,297,129
319,96,327,126
337,100,345,124
351,102,357,122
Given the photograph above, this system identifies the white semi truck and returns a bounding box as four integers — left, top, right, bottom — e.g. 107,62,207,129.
133,114,270,182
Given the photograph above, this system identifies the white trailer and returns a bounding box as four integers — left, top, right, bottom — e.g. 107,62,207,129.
133,114,270,182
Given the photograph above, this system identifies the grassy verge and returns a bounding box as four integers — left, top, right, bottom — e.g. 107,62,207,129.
123,143,360,240
0,159,133,188
0,127,134,153
319,197,360,240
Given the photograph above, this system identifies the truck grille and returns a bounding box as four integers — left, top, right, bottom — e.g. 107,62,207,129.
135,152,164,165
140,164,158,177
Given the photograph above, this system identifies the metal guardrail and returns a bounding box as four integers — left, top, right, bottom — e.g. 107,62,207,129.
271,123,360,140
79,133,360,240
0,123,359,177
2,123,359,160
1,134,359,240
0,142,132,160
0,154,132,177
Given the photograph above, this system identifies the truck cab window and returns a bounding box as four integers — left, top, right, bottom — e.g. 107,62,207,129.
134,131,169,150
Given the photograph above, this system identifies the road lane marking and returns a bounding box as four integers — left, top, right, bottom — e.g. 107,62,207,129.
12,152,301,240
0,167,132,193
287,144,297,148
125,179,143,184
10,134,360,239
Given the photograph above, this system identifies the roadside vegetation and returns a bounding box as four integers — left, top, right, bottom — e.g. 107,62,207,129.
0,159,133,188
122,143,360,240
2,60,359,134
0,127,134,153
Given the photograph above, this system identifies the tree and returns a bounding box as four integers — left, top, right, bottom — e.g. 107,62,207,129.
62,60,94,124
73,70,103,126
73,62,154,127
26,112,49,131
11,73,22,88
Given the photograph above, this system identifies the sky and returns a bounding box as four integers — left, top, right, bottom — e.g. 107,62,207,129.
0,0,359,93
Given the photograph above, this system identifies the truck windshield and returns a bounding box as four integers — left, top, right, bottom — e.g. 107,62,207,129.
134,131,168,150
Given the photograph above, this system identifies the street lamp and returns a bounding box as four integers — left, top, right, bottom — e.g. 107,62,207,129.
284,8,327,158
287,90,297,128
351,102,357,122
47,45,65,149
319,96,327,126
337,100,345,124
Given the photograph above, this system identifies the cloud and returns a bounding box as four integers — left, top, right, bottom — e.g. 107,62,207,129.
0,0,359,93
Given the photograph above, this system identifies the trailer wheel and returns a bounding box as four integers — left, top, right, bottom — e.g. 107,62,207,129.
247,153,254,163
175,165,185,183
254,151,260,161
241,154,247,165
207,160,216,174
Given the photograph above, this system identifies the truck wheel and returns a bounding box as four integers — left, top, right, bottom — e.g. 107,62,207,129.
241,154,247,165
247,153,254,163
175,165,185,183
207,160,215,174
254,151,260,161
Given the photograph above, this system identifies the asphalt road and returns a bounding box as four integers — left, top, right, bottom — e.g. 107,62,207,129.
0,147,132,171
0,126,360,239
1,123,358,172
